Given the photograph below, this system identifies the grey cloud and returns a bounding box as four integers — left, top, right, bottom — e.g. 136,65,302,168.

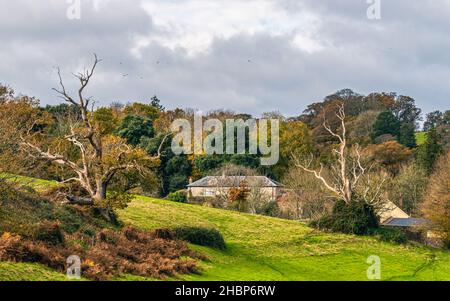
0,0,449,119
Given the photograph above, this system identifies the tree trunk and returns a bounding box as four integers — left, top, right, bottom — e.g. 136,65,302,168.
94,179,107,201
92,180,118,224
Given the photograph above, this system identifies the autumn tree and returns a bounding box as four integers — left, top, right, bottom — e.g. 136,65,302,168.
0,88,53,177
17,55,169,220
347,110,380,144
365,141,413,175
228,181,250,212
421,151,450,248
274,120,314,177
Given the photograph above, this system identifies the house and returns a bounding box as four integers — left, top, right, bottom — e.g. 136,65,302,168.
379,201,429,228
379,201,410,224
187,176,284,203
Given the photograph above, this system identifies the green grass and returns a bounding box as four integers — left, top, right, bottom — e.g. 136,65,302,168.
416,132,428,145
1,175,449,281
0,262,69,281
118,196,450,281
0,173,59,192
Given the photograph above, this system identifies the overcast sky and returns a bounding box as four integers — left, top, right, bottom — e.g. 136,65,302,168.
1,0,449,117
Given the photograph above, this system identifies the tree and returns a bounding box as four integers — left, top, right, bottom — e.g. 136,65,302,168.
228,181,250,212
390,163,428,215
279,120,314,160
371,111,400,142
294,103,387,206
398,122,417,148
0,92,53,177
116,115,155,146
164,156,192,193
424,111,444,131
123,102,160,120
18,55,169,220
348,110,380,143
194,155,224,177
280,165,333,220
365,141,413,175
391,95,422,125
421,151,450,248
417,127,443,173
92,107,120,135
150,95,165,112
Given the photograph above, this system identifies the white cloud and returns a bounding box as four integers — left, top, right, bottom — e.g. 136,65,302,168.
139,0,323,56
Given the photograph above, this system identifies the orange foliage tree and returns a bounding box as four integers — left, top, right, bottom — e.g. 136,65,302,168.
421,151,450,248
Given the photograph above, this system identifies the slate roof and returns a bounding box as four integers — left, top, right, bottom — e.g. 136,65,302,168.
187,176,283,188
382,218,430,227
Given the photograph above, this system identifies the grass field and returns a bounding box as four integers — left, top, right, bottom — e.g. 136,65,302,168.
1,175,449,281
119,197,450,281
416,132,428,145
0,262,68,281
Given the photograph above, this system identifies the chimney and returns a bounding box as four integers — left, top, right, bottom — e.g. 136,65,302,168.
189,177,193,184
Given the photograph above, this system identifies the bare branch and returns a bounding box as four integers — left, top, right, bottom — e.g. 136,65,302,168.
156,133,173,158
293,155,341,198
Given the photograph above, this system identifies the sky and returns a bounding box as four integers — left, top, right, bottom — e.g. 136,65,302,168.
1,0,449,117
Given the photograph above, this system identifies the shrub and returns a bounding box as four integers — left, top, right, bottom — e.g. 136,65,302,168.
0,227,204,281
421,151,450,248
311,200,379,235
34,221,65,245
0,182,204,280
174,227,226,250
168,190,188,203
153,228,176,240
370,228,408,244
259,201,279,217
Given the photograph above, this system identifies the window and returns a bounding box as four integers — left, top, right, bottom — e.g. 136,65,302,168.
204,189,216,197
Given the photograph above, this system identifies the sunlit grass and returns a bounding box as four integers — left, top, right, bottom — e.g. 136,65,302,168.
1,175,449,281
0,173,58,192
416,132,428,145
119,196,450,281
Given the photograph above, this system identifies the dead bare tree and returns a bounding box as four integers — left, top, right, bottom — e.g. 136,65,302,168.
293,102,386,205
19,54,170,217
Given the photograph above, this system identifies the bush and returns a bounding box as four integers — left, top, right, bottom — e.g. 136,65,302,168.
369,228,407,244
0,227,204,281
174,227,226,250
168,191,188,203
0,181,204,280
311,200,379,235
259,201,279,217
153,228,176,240
34,221,65,245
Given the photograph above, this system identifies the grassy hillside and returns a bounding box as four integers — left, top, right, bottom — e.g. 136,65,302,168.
1,175,449,281
0,262,69,281
120,197,450,281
